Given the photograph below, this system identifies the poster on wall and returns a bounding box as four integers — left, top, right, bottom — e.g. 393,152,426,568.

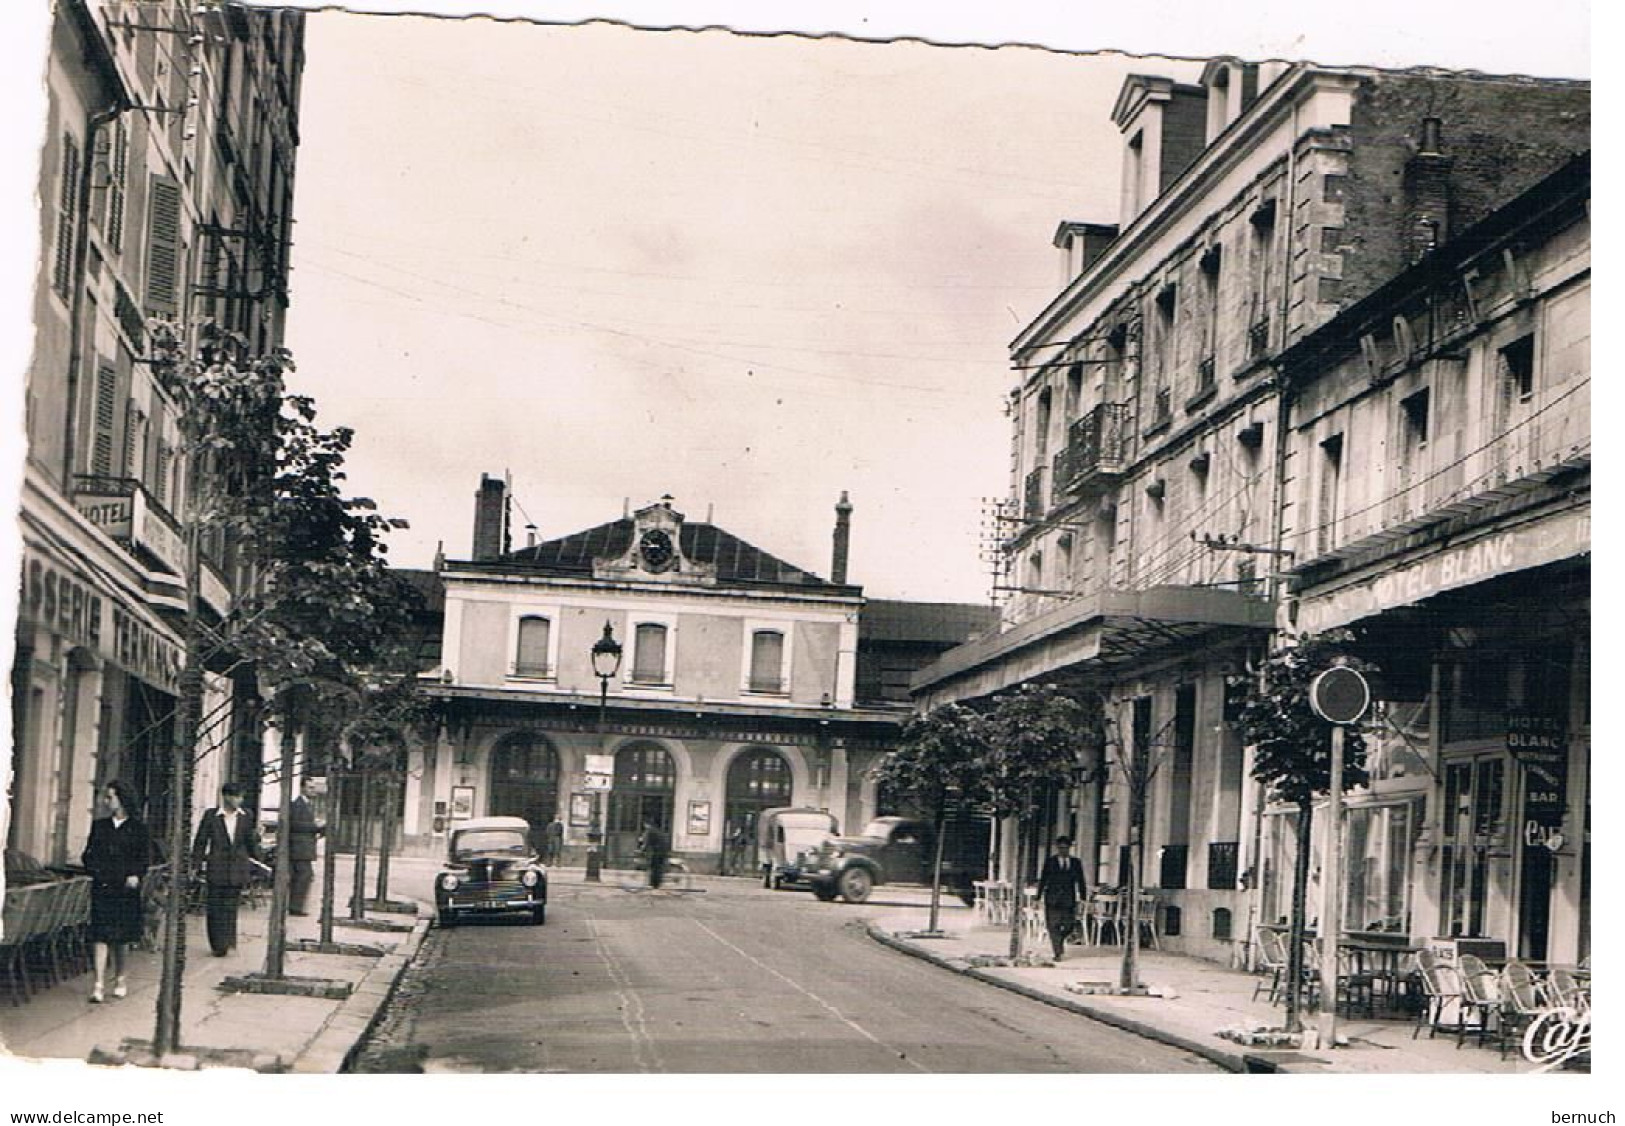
450,786,476,820
569,791,594,829
687,799,711,837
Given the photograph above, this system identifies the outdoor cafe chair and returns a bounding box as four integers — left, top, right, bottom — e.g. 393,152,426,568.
1087,892,1121,946
1412,950,1462,1040
1454,954,1503,1049
0,885,39,1006
1498,960,1557,1059
1546,967,1587,1013
1252,927,1288,1004
1336,943,1377,1019
1135,894,1161,950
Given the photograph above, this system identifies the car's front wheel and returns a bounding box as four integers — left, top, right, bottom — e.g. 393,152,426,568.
438,908,458,928
838,867,873,904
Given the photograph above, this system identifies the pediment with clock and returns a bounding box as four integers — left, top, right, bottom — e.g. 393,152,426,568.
593,497,718,586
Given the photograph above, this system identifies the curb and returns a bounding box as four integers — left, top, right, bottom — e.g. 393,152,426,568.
290,903,434,1074
867,924,1263,1075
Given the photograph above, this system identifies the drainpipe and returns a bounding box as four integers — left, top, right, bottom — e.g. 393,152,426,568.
62,103,124,487
1265,98,1301,614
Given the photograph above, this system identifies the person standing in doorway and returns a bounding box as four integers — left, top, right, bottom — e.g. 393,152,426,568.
287,777,324,916
191,782,264,956
640,819,670,890
81,780,152,1003
1037,835,1088,961
544,816,565,865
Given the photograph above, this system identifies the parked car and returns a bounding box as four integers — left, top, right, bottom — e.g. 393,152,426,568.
755,806,839,889
804,815,989,904
435,816,548,927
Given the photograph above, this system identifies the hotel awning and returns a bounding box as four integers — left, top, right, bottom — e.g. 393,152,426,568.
910,586,1276,707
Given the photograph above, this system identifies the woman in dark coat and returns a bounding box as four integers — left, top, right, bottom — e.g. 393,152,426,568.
81,780,151,1003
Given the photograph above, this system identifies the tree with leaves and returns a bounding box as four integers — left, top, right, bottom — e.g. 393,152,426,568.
1232,630,1373,1033
980,682,1103,961
145,321,419,1046
870,704,993,935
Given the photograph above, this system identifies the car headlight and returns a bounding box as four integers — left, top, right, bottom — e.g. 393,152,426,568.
521,870,540,887
440,874,460,891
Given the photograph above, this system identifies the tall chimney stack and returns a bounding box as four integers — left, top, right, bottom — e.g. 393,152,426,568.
831,491,853,584
472,473,509,561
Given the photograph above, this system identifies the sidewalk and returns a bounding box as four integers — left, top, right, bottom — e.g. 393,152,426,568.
0,853,438,1073
869,904,1548,1074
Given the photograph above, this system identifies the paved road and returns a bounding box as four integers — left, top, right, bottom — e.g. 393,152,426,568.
352,873,1220,1073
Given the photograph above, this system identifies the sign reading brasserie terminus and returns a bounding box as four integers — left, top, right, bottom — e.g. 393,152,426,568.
18,546,183,694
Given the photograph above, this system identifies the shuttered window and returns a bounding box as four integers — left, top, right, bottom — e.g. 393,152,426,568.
514,616,551,677
748,631,785,693
123,404,145,478
631,623,668,685
145,175,182,314
104,119,128,252
91,363,117,476
53,134,80,298
154,443,172,508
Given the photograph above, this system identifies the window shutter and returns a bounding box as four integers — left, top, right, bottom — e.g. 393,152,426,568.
145,175,182,315
154,443,172,508
106,120,128,253
515,617,550,675
53,134,80,298
749,631,784,692
633,624,666,683
123,404,144,478
91,362,117,476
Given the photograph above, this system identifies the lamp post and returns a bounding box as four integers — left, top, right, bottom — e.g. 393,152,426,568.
586,622,623,883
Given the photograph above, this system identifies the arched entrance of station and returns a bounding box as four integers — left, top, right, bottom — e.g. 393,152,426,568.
488,731,561,831
722,746,793,875
607,741,675,866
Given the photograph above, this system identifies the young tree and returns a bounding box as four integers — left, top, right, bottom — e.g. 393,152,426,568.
146,322,418,1042
980,683,1103,961
869,704,992,934
1233,631,1373,1033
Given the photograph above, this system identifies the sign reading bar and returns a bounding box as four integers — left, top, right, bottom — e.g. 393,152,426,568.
1509,711,1567,829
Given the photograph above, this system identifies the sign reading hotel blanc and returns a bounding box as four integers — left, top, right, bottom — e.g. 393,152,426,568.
1508,711,1567,830
1297,507,1588,634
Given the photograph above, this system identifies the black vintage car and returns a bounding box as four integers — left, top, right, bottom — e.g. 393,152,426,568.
435,816,548,926
804,815,989,904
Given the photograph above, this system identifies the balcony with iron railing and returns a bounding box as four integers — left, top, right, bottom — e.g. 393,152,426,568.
1055,403,1130,501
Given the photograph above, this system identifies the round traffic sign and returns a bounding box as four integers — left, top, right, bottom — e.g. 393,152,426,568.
1310,665,1370,724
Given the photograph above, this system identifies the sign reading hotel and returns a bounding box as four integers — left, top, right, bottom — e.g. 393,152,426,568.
1297,507,1588,634
1509,711,1567,829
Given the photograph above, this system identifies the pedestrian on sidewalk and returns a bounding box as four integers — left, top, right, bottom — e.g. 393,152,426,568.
81,780,152,1003
1036,835,1087,962
191,782,266,956
287,777,325,916
640,820,670,889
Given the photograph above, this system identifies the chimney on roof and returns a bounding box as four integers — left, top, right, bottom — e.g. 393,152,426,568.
1404,117,1453,262
831,491,853,584
472,473,510,561
525,524,537,549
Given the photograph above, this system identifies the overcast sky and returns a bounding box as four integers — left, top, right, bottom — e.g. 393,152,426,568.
0,2,1593,608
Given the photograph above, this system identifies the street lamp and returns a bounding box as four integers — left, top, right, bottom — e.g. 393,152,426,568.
585,622,622,883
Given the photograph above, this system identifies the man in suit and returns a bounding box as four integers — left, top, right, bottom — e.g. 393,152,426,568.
640,820,670,890
1036,835,1088,961
192,782,265,955
287,777,324,916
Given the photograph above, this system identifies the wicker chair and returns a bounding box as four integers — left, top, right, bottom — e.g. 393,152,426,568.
1413,949,1462,1040
1454,954,1502,1048
1498,960,1556,1059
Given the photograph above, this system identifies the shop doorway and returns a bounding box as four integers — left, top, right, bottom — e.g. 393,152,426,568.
488,731,561,831
607,742,674,866
722,747,792,875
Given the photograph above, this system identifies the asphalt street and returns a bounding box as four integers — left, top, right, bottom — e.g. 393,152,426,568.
351,873,1221,1073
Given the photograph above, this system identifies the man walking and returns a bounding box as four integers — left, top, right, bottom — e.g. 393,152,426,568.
543,816,565,865
640,819,670,890
192,782,265,955
287,777,324,916
1036,835,1088,962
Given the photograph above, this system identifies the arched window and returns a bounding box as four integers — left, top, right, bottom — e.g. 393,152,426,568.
722,747,793,876
607,742,676,865
748,630,785,693
632,623,668,684
488,731,561,830
514,616,551,676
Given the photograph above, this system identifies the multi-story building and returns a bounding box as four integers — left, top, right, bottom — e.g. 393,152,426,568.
913,59,1587,964
1272,153,1589,964
401,478,994,870
9,1,304,865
